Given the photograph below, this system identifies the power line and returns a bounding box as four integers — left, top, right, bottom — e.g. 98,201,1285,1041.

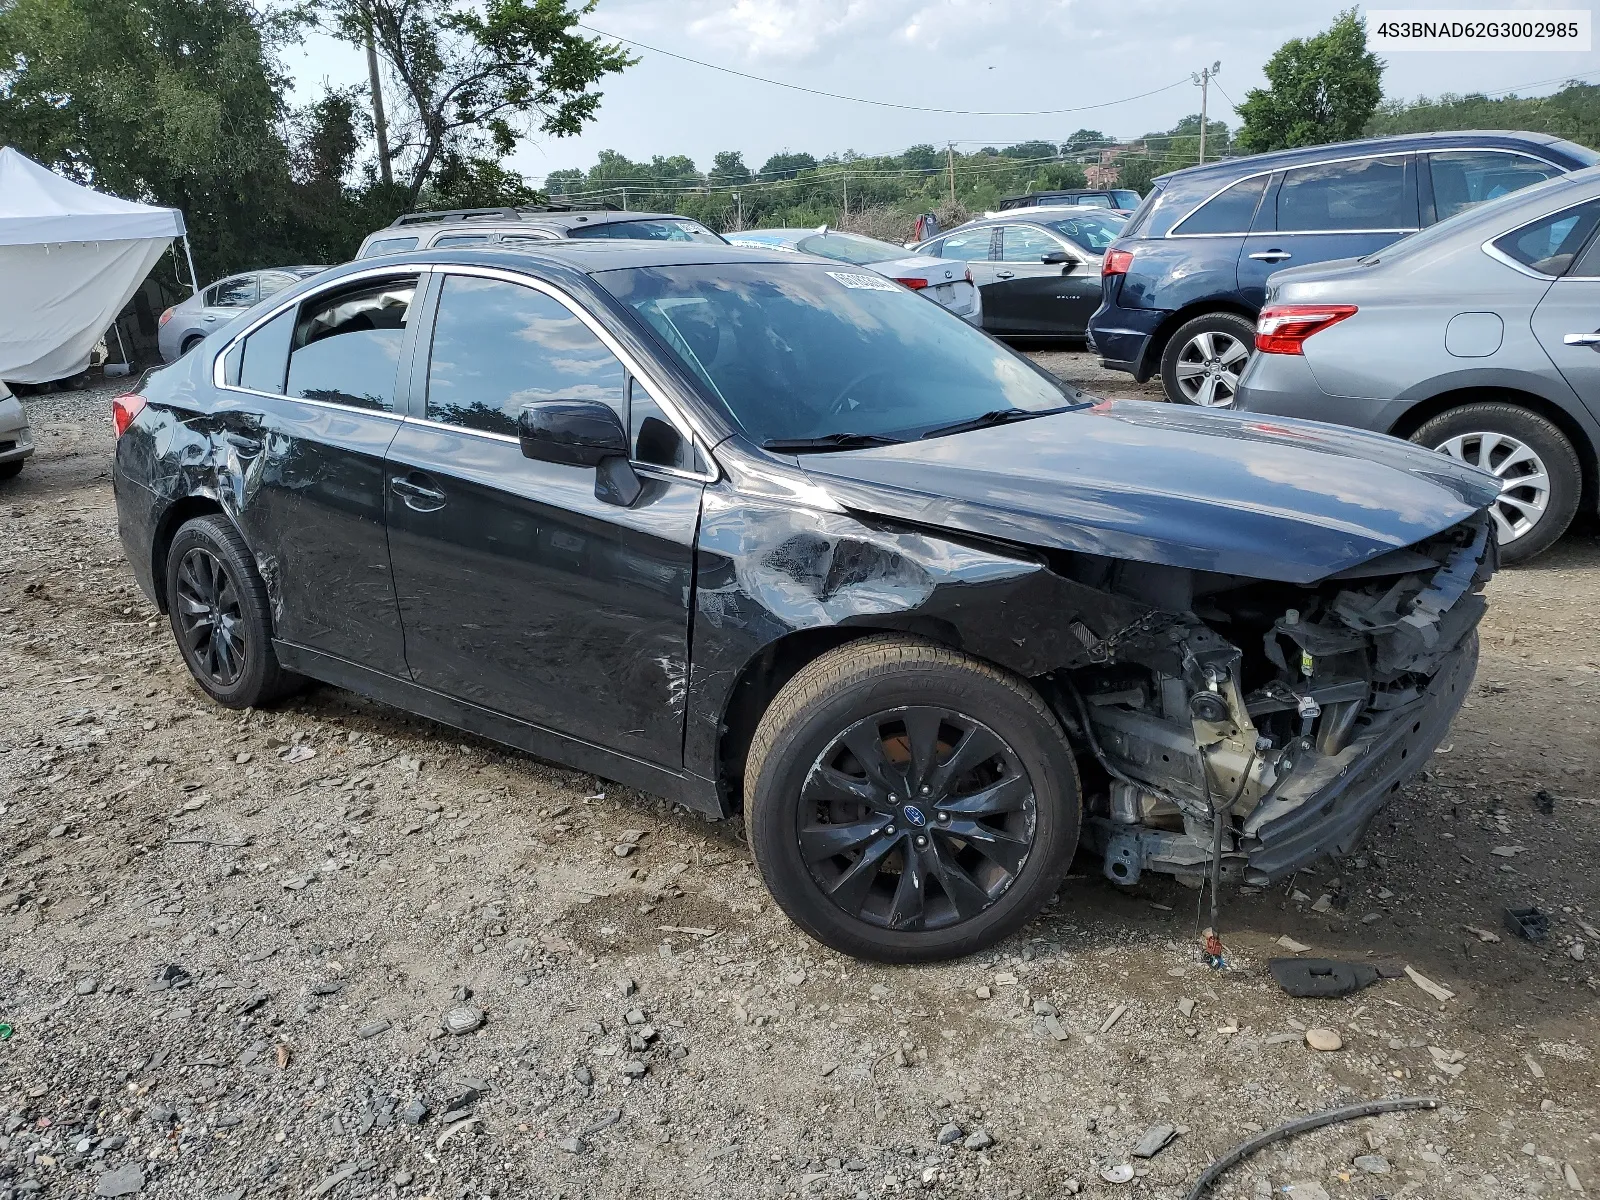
578,24,1191,117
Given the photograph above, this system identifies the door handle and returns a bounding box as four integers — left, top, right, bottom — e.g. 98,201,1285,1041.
390,475,447,510
994,270,1015,279
224,433,262,455
202,314,220,322
1563,332,1600,348
1249,250,1292,262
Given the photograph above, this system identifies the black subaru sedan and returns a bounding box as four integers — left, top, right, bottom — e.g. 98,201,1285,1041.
112,242,1500,962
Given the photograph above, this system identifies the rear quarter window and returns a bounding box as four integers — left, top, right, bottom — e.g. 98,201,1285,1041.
1171,176,1268,236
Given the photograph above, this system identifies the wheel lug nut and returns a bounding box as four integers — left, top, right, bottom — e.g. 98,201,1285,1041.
937,812,950,823
919,786,929,795
914,835,928,848
885,824,897,836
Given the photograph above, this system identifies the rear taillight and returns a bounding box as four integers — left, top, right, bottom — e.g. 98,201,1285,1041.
1255,304,1358,354
112,393,147,437
1103,248,1134,277
158,307,174,327
964,267,973,283
895,277,930,290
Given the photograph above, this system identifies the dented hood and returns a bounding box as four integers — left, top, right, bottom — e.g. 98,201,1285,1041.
795,400,1501,584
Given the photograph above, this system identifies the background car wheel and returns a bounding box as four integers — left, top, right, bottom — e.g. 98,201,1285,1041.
165,514,301,708
1411,402,1581,564
1160,312,1256,407
744,635,1081,963
180,336,203,356
0,461,21,481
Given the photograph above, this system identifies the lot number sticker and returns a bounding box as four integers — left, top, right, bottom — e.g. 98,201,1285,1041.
826,271,900,291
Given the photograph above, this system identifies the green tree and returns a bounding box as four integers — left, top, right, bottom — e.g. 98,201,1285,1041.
709,150,751,186
543,167,586,196
1236,8,1383,152
999,140,1057,161
326,0,632,202
758,151,816,179
1367,80,1600,147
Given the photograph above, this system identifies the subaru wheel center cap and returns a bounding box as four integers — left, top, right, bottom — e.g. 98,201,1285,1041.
902,804,928,828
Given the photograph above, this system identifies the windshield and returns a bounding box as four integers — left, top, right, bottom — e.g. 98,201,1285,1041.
795,231,906,265
569,218,723,244
1041,211,1127,252
598,263,1075,446
1112,190,1141,208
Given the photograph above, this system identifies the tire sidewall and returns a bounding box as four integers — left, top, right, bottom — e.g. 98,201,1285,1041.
1160,312,1255,407
749,661,1080,962
164,517,277,708
1411,403,1581,564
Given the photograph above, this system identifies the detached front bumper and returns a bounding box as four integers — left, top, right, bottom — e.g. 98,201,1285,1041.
1239,630,1476,882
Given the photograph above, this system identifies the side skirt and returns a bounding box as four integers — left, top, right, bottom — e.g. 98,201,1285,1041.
272,641,728,817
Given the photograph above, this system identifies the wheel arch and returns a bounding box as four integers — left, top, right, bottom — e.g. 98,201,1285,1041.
1387,385,1599,515
150,494,231,614
1137,300,1259,381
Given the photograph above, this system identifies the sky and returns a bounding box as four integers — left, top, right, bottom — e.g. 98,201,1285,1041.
280,0,1600,186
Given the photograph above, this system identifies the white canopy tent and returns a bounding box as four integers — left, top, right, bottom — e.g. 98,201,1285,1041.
0,147,191,384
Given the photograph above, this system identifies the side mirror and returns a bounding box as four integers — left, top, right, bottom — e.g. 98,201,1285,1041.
518,400,628,468
1041,250,1074,266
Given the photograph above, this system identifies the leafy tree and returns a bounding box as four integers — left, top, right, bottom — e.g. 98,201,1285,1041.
542,167,586,196
999,140,1057,160
325,0,632,202
709,150,751,186
1236,8,1383,152
1367,80,1600,148
1066,129,1112,148
758,151,816,179
899,144,941,172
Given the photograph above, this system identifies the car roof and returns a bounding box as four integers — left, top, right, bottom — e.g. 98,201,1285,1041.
944,206,1118,233
365,209,699,240
338,241,813,278
730,228,900,244
1151,130,1590,192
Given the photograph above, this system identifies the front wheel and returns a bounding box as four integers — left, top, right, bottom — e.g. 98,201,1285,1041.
744,636,1081,962
1159,311,1255,406
1411,402,1581,564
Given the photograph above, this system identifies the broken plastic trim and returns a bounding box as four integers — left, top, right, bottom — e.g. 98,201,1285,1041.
1184,1096,1439,1200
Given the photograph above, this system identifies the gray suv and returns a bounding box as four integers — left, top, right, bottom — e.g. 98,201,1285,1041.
355,206,724,258
1235,165,1600,562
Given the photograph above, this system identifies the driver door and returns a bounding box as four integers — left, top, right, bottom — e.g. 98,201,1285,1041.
986,225,1097,336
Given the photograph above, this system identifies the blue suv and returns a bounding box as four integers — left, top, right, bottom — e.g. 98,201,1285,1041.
1088,131,1599,406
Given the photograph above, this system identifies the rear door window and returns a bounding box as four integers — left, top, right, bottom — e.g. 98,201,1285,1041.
360,236,419,258
998,225,1064,262
1429,151,1565,222
931,229,994,261
1171,175,1268,235
208,276,258,308
1493,200,1600,276
1275,155,1415,232
425,275,626,437
285,279,416,411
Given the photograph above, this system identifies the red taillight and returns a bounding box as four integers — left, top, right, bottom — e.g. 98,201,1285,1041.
112,393,146,437
1255,304,1358,354
895,277,930,290
1103,248,1134,277
158,307,174,327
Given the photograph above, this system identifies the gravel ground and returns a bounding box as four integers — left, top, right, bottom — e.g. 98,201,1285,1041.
1,362,1597,1200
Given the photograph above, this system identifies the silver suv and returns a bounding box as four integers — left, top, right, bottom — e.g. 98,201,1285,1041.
1235,164,1600,562
355,206,725,258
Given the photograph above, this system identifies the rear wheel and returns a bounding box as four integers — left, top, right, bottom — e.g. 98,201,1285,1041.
1159,312,1255,407
164,515,301,707
744,636,1080,962
0,461,21,482
1411,402,1581,564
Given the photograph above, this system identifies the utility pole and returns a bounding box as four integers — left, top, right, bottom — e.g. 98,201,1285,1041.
364,15,393,188
946,143,956,204
842,174,849,221
621,187,629,210
732,192,742,231
1192,61,1221,165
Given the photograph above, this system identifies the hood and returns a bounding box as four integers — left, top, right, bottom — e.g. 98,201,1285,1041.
866,253,966,282
794,400,1501,584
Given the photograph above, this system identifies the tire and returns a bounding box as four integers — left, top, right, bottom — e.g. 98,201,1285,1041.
181,335,203,356
0,461,22,482
1159,311,1256,407
1411,402,1581,564
744,635,1081,962
164,514,302,708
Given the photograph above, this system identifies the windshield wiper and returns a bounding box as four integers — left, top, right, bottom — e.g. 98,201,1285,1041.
761,432,904,453
918,405,1075,440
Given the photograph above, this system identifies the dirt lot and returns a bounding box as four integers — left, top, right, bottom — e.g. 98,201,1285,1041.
1,360,1596,1200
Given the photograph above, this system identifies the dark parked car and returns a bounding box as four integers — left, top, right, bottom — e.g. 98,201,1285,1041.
1089,131,1599,405
355,205,724,259
916,208,1127,340
112,242,1499,962
999,189,1141,212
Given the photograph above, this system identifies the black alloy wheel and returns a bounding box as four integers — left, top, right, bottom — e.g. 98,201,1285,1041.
164,514,301,708
798,706,1037,931
174,546,247,688
745,636,1080,962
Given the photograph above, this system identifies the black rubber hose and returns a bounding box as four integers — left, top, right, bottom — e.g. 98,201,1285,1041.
1184,1096,1440,1200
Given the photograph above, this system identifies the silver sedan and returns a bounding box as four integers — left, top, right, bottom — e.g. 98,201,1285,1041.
158,266,327,362
0,380,33,481
1235,165,1600,562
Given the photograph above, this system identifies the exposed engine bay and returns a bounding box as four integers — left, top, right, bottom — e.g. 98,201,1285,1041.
1058,513,1494,887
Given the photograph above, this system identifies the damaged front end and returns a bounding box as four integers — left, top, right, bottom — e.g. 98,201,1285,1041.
1066,514,1494,887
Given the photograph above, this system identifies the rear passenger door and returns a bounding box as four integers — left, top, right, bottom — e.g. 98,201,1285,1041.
214,272,420,674
382,268,706,767
1528,201,1600,417
1237,154,1418,309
